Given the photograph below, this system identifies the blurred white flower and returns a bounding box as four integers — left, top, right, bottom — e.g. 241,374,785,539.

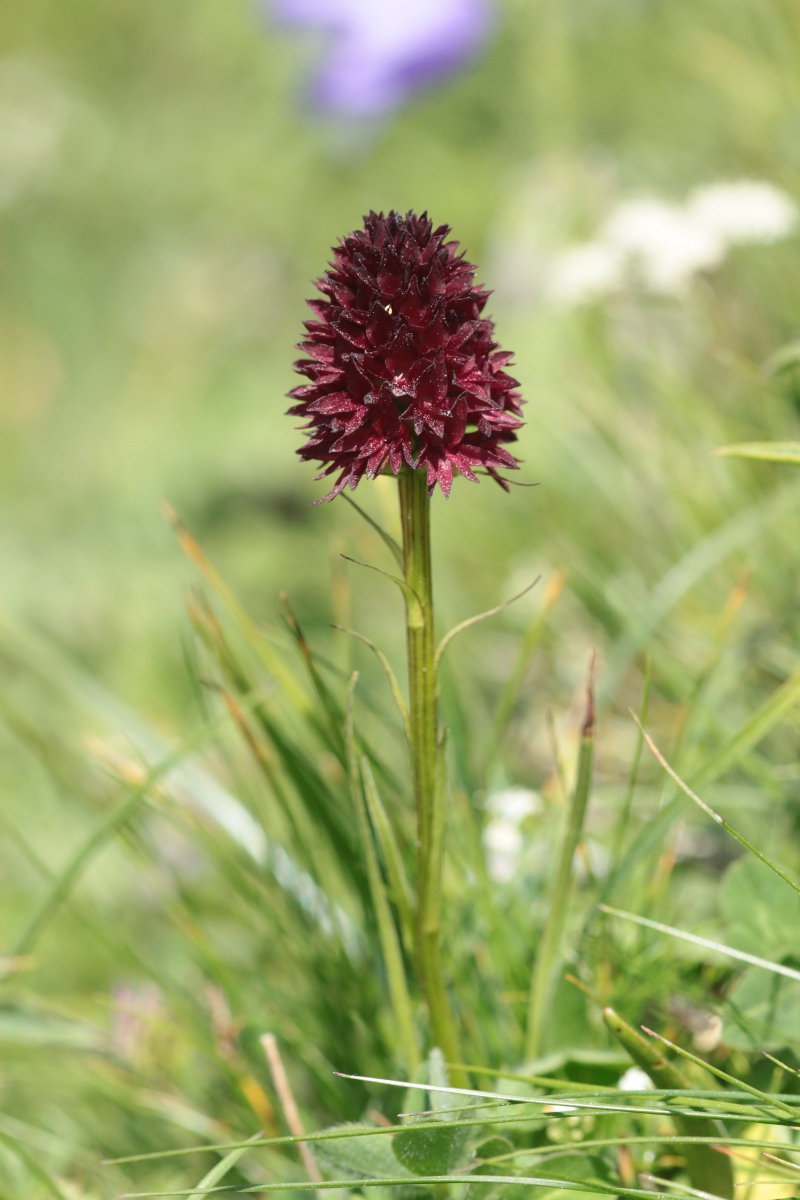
484,787,542,881
541,178,798,307
487,786,542,823
688,180,798,245
484,819,523,883
618,1066,653,1091
603,198,725,294
548,241,626,306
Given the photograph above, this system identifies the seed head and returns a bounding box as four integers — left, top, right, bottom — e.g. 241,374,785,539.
288,210,524,499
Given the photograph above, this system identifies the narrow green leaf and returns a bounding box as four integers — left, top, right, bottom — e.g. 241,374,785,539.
281,592,345,759
342,494,404,568
13,728,212,955
715,441,800,464
603,664,800,901
360,757,415,956
480,1134,800,1165
165,504,308,710
435,578,540,670
187,1132,264,1200
333,626,410,741
346,676,420,1072
601,1007,733,1199
117,1171,728,1200
599,905,800,984
612,658,651,866
0,1128,72,1200
641,1026,794,1119
763,339,800,376
691,663,800,788
106,1088,791,1170
340,554,422,615
525,655,595,1060
0,1006,107,1052
483,570,566,778
636,718,800,895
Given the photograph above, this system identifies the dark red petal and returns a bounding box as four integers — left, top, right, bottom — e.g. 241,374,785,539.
287,209,525,499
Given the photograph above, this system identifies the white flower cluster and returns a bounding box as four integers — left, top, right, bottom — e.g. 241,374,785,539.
483,786,542,883
549,180,798,305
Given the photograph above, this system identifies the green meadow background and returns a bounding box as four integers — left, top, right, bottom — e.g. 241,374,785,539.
1,1,800,1197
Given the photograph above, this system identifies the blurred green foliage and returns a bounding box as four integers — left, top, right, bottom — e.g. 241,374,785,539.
2,0,800,1197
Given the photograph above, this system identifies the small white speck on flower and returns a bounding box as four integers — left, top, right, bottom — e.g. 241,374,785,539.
617,1066,653,1091
687,180,799,246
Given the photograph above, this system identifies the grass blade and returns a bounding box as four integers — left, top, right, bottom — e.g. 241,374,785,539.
0,1128,72,1200
342,494,404,569
714,442,800,464
483,570,566,779
332,625,410,741
599,905,800,984
641,1026,794,1119
13,728,215,954
186,1132,265,1200
525,653,595,1060
602,664,800,902
635,718,800,895
281,592,345,760
346,676,420,1072
434,578,540,670
612,658,651,866
165,504,307,710
691,663,800,788
601,1007,733,1199
360,756,415,956
119,1174,700,1199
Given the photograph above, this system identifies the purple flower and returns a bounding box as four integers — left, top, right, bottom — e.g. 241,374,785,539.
271,0,493,117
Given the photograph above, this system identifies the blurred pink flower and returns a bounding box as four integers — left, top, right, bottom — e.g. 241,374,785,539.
271,0,493,116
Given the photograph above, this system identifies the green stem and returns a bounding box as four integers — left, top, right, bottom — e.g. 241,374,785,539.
397,468,463,1080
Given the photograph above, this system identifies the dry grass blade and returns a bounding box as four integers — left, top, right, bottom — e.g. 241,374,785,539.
260,1033,322,1183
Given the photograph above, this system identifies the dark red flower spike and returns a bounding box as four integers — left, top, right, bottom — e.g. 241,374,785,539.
288,210,524,500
